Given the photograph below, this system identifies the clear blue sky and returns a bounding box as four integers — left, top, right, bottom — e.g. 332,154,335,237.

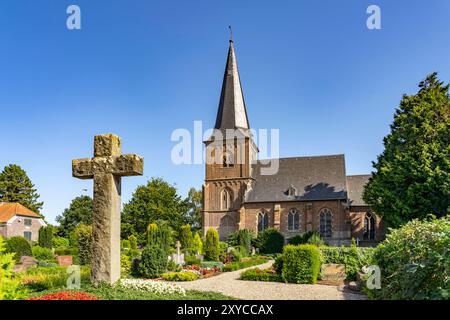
1,0,449,224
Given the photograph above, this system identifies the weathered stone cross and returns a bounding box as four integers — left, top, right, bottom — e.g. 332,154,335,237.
72,134,143,285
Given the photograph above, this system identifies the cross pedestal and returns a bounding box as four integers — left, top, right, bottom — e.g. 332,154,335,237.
72,134,143,285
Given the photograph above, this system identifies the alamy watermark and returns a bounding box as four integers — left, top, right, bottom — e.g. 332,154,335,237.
170,121,280,175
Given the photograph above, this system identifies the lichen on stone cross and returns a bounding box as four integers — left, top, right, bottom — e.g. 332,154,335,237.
72,133,144,285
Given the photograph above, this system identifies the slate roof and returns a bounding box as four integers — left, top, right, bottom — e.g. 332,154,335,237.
346,175,371,206
245,155,349,202
214,40,250,130
0,202,41,223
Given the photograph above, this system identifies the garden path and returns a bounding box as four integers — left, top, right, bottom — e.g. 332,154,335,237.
173,261,366,300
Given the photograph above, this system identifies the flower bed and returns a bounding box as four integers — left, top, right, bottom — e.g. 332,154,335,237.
118,279,186,295
182,264,221,278
27,291,98,300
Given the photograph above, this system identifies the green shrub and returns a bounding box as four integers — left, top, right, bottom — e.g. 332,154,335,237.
282,244,321,284
121,254,131,277
38,226,53,249
240,268,283,282
166,259,181,272
191,232,203,254
228,229,254,254
256,228,284,254
0,236,25,299
52,236,69,249
32,246,54,261
320,246,374,280
37,260,58,268
6,236,32,262
74,224,92,265
223,257,269,272
161,271,199,281
139,245,168,278
204,228,219,261
370,217,450,300
122,240,131,251
147,222,172,253
273,254,283,274
179,224,193,252
54,247,78,256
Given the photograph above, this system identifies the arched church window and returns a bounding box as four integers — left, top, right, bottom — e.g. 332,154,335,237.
258,211,269,232
288,209,300,231
221,189,232,210
319,208,332,238
363,212,376,240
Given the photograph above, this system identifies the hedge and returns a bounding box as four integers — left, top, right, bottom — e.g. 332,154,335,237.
281,244,321,284
223,257,269,272
6,236,32,262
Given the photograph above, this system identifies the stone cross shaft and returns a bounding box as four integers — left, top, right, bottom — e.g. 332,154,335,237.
72,134,143,285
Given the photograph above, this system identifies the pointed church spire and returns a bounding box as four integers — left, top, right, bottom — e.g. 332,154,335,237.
214,34,250,130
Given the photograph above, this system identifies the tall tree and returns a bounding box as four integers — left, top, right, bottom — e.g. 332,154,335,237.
184,188,202,231
56,195,93,237
363,73,450,228
0,164,43,213
121,178,188,244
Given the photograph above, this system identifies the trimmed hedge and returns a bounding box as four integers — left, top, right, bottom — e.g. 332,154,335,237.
240,268,283,282
281,244,321,284
161,271,199,281
320,246,374,280
6,236,32,262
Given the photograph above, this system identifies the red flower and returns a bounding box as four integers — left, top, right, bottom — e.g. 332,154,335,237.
28,291,98,301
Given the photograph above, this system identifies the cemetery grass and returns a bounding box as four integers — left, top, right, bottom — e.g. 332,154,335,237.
26,284,237,300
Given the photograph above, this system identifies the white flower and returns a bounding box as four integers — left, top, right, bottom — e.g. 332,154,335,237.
118,279,186,296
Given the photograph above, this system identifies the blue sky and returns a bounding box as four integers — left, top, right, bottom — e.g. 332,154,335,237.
1,0,449,224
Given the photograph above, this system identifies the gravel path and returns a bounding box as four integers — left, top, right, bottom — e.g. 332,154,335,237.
174,261,366,300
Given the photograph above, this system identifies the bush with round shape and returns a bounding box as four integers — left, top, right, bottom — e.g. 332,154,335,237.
5,236,32,262
139,245,168,278
281,244,321,284
256,228,284,254
370,216,450,300
204,228,219,261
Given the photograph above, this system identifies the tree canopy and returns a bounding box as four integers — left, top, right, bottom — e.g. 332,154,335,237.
56,195,93,237
184,188,202,231
121,178,189,244
0,164,43,214
363,73,450,228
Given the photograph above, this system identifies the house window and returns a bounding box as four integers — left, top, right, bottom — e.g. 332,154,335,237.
258,211,269,232
24,231,32,241
363,212,376,240
221,189,232,210
319,208,332,238
24,218,32,226
288,209,300,231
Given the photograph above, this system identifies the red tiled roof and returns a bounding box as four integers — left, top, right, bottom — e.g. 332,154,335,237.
0,202,41,223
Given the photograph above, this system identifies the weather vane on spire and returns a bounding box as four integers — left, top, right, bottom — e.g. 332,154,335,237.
229,25,233,42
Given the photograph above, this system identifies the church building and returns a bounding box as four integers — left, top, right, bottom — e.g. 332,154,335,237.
202,39,384,246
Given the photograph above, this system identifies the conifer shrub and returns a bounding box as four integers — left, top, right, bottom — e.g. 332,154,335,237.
139,245,168,278
38,226,53,249
74,224,92,265
6,236,32,262
179,224,193,252
256,228,284,254
204,228,219,261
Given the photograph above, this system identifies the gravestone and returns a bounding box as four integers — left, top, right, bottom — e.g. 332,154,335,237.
72,133,143,285
171,241,185,265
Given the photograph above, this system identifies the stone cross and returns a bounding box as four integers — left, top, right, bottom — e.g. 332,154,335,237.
72,134,143,285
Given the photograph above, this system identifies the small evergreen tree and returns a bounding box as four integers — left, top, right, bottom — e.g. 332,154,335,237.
38,225,53,249
204,228,219,261
192,232,203,255
74,224,92,265
179,224,193,252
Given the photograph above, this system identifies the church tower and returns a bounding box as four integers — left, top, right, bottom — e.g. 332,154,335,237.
203,38,258,240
